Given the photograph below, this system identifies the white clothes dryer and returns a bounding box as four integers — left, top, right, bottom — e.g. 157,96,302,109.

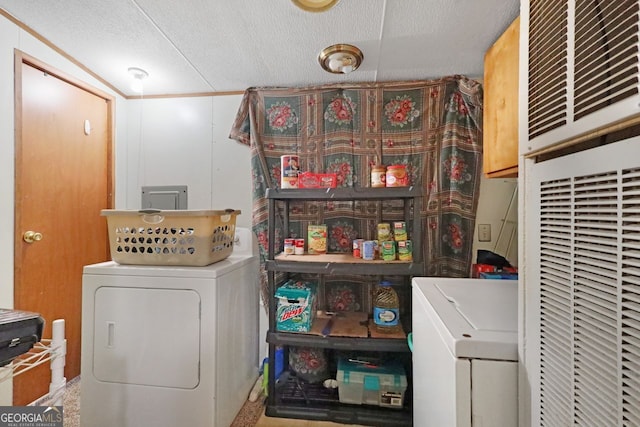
80,228,259,427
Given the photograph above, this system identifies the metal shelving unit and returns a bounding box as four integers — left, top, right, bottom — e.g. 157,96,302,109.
265,187,422,426
0,319,67,406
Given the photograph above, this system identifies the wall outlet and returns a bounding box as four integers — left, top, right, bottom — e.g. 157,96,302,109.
478,224,492,242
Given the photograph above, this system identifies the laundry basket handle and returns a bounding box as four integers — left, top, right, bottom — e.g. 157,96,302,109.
138,209,165,224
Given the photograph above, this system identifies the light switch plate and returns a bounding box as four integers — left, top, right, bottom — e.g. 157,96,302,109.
478,224,492,242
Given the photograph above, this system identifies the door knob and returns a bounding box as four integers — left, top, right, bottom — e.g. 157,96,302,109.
23,231,43,243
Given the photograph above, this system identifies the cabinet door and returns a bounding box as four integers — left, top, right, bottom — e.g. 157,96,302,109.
483,16,519,178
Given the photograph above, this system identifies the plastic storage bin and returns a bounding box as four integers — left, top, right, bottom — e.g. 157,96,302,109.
101,209,240,266
336,358,407,409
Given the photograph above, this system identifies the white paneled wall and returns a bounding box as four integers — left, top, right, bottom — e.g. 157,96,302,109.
125,95,253,228
211,96,253,225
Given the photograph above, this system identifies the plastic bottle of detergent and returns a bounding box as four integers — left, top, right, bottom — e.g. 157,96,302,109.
373,280,400,333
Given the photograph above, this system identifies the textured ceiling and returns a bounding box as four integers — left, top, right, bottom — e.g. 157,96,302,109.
0,0,520,97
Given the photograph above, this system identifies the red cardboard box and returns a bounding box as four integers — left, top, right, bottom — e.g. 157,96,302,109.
298,172,337,188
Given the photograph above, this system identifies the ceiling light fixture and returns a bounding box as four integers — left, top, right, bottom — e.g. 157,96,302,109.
318,44,363,74
128,67,149,93
291,0,340,12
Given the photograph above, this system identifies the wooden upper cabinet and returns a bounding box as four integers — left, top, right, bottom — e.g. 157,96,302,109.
483,16,519,178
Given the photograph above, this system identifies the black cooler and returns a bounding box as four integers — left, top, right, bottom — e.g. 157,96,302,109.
0,309,44,366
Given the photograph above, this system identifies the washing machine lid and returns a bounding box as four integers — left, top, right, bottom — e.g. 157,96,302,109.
412,277,518,361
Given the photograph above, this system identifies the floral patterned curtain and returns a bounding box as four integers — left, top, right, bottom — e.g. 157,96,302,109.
229,76,483,311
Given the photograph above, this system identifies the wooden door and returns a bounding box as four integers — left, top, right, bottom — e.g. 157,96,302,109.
14,55,113,405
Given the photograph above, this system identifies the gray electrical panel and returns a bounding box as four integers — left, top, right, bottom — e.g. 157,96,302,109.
141,185,188,210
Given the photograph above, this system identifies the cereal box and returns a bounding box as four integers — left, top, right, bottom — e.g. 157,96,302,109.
275,280,317,332
281,155,300,188
307,225,327,254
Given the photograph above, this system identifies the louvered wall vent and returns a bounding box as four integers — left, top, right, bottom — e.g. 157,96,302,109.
574,1,640,120
526,0,640,151
531,138,640,426
528,0,568,141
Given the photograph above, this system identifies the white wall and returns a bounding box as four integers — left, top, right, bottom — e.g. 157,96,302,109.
124,95,258,361
124,95,252,228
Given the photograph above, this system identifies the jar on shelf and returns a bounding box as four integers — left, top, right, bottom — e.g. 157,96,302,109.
373,280,401,333
371,165,387,188
386,164,408,187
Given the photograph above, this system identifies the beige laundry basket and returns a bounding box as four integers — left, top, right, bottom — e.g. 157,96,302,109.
101,209,240,266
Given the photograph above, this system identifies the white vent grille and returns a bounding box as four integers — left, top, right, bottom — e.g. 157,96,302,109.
528,0,568,140
536,143,640,426
572,172,619,425
525,0,640,152
574,0,639,120
621,167,640,425
539,178,573,426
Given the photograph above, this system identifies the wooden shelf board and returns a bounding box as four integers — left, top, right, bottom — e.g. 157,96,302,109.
275,253,412,265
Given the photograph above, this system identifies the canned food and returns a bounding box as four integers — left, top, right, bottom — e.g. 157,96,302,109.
353,238,364,258
295,238,305,255
377,223,392,242
381,240,396,261
393,221,407,241
397,240,413,261
362,240,376,260
284,238,295,255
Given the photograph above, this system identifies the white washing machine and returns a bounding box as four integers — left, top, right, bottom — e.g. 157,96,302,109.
411,277,518,427
80,228,259,427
